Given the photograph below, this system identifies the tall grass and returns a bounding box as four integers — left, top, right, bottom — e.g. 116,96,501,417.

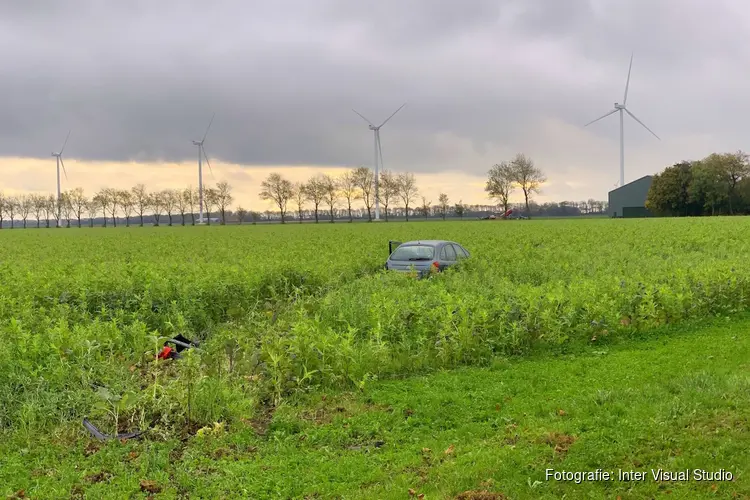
1,218,749,436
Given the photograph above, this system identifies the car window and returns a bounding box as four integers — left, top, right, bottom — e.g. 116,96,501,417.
452,244,469,258
442,244,457,261
390,245,435,261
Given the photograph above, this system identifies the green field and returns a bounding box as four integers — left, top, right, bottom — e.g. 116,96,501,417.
1,218,749,498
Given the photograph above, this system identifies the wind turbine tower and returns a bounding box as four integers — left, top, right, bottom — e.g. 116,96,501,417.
353,103,406,220
51,130,71,228
584,54,660,187
192,114,215,224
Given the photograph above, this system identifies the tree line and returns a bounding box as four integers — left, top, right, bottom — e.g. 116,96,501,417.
259,166,436,223
646,151,750,216
0,182,234,228
0,158,608,228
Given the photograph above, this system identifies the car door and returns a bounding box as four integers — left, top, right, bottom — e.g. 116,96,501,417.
440,244,457,268
452,244,469,259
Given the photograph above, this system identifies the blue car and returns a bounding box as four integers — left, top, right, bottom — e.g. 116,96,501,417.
385,240,470,277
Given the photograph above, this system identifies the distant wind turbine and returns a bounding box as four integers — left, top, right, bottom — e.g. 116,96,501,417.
192,113,215,224
51,130,71,227
352,103,406,220
584,54,660,187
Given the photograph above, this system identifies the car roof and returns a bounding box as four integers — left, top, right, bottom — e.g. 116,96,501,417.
398,240,456,246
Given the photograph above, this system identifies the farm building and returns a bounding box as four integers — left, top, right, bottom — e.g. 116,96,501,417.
608,175,653,218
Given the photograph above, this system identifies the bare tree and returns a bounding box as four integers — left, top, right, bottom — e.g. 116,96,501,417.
215,181,234,225
175,187,188,225
352,166,375,221
87,197,99,227
18,195,32,228
31,194,45,228
337,171,360,222
93,190,111,227
235,206,248,224
292,182,307,223
5,196,18,228
321,174,338,222
150,191,165,226
183,186,198,225
120,190,135,226
377,170,398,221
0,193,5,229
67,188,88,228
510,153,546,218
420,196,431,218
396,172,419,222
485,161,515,213
454,200,465,220
203,187,218,224
259,172,293,223
162,189,178,226
59,193,73,227
437,193,449,220
304,174,327,223
45,194,57,228
103,188,120,227
131,183,150,226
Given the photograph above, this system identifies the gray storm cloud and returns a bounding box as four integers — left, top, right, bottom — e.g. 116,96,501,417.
1,0,749,178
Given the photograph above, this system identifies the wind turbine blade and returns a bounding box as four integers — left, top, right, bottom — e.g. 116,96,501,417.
202,113,215,142
625,109,660,140
202,145,215,178
378,102,407,127
60,156,68,180
60,130,71,155
623,52,634,105
584,108,618,127
352,109,374,126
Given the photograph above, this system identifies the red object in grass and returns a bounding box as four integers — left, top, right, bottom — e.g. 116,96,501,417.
158,346,173,360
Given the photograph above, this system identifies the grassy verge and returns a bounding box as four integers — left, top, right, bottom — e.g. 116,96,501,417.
2,315,749,499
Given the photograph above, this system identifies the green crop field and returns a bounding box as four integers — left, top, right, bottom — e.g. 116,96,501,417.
1,218,749,498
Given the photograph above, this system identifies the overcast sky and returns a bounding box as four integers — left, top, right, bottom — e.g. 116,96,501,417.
2,0,750,206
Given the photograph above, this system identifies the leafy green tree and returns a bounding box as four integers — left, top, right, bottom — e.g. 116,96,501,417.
646,161,697,216
690,160,729,216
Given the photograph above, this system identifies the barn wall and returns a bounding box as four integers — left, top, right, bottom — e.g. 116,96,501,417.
608,176,653,218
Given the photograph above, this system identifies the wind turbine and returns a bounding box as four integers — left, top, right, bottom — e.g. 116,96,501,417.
584,54,660,188
51,130,71,228
192,113,215,224
352,103,406,220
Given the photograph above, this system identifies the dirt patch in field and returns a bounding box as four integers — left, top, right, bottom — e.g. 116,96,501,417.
139,479,162,494
85,471,113,484
541,431,578,456
244,405,277,436
83,441,102,457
